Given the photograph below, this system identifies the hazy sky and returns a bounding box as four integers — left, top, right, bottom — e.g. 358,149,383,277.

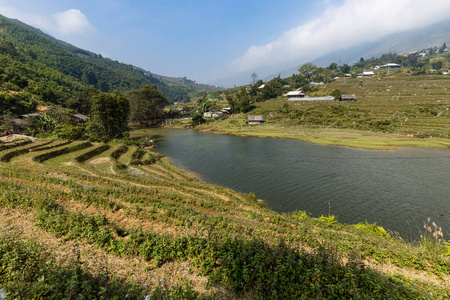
1,0,449,84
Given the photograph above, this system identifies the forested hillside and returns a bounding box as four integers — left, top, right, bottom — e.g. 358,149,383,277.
0,14,216,110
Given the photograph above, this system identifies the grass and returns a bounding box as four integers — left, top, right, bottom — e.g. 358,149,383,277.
0,136,449,299
198,74,450,150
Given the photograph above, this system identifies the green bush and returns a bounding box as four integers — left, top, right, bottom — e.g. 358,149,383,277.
52,124,87,140
191,113,205,126
355,221,390,238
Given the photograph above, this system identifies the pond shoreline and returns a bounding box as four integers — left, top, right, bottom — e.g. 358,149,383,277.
195,123,450,150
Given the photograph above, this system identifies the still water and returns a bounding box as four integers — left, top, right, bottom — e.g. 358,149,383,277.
147,128,449,240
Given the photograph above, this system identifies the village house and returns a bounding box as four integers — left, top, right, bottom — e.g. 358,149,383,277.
11,113,42,133
363,71,375,77
203,110,224,118
340,94,356,102
248,115,264,124
284,91,305,99
382,63,401,68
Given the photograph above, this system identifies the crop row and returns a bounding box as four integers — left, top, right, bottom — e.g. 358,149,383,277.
0,140,54,162
74,144,111,163
33,141,93,163
0,139,32,151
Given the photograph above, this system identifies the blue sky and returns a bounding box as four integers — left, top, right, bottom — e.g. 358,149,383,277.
1,0,450,85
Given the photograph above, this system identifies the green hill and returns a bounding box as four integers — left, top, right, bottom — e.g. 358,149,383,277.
0,14,217,108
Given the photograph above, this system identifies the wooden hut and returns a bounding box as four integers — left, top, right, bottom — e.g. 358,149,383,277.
340,94,356,102
248,115,264,124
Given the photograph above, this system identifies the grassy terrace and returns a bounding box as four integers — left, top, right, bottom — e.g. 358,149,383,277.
198,75,450,150
0,137,449,299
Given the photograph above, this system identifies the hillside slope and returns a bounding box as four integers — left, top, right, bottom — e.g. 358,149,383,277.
0,14,217,103
0,136,448,298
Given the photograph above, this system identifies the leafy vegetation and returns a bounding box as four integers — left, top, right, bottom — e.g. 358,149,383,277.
0,137,448,298
0,13,218,126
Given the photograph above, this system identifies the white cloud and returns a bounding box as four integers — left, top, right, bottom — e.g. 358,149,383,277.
0,4,95,38
230,0,450,74
53,9,95,36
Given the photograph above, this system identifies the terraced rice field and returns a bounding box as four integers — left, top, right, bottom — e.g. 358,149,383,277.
1,136,449,298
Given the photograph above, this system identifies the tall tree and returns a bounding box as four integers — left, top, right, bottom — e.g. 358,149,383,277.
196,95,210,114
251,73,258,84
226,93,239,113
236,86,252,113
126,85,169,126
298,63,318,79
89,93,130,140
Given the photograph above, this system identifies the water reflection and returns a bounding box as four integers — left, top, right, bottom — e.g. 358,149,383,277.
147,128,450,240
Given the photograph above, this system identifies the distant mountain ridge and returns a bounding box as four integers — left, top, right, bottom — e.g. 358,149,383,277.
270,18,450,80
210,18,450,87
0,14,218,102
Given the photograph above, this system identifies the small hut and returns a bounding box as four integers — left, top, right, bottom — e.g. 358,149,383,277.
248,115,264,124
284,91,305,98
340,94,356,102
11,113,42,133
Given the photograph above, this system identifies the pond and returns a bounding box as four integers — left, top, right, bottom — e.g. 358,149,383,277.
145,128,450,240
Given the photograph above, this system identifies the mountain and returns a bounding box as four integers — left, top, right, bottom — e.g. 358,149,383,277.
269,18,450,80
211,18,450,86
0,14,217,103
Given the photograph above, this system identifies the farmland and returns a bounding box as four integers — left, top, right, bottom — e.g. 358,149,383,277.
1,136,449,299
199,75,450,150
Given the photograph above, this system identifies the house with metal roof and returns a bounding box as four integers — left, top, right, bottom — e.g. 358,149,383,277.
284,91,305,98
340,94,356,101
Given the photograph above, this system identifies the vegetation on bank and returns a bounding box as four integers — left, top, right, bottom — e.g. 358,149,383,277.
0,137,449,299
195,73,450,149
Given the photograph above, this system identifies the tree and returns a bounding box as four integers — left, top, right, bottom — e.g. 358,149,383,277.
329,62,338,70
431,61,443,70
196,96,210,114
236,86,252,113
340,64,351,74
251,73,258,84
191,113,205,126
226,93,240,113
298,63,318,79
126,85,169,126
331,89,341,100
89,93,130,140
67,89,99,115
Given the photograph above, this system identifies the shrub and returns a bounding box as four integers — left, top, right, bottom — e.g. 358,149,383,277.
52,124,87,140
355,221,390,238
331,89,341,99
191,113,205,126
314,215,338,224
